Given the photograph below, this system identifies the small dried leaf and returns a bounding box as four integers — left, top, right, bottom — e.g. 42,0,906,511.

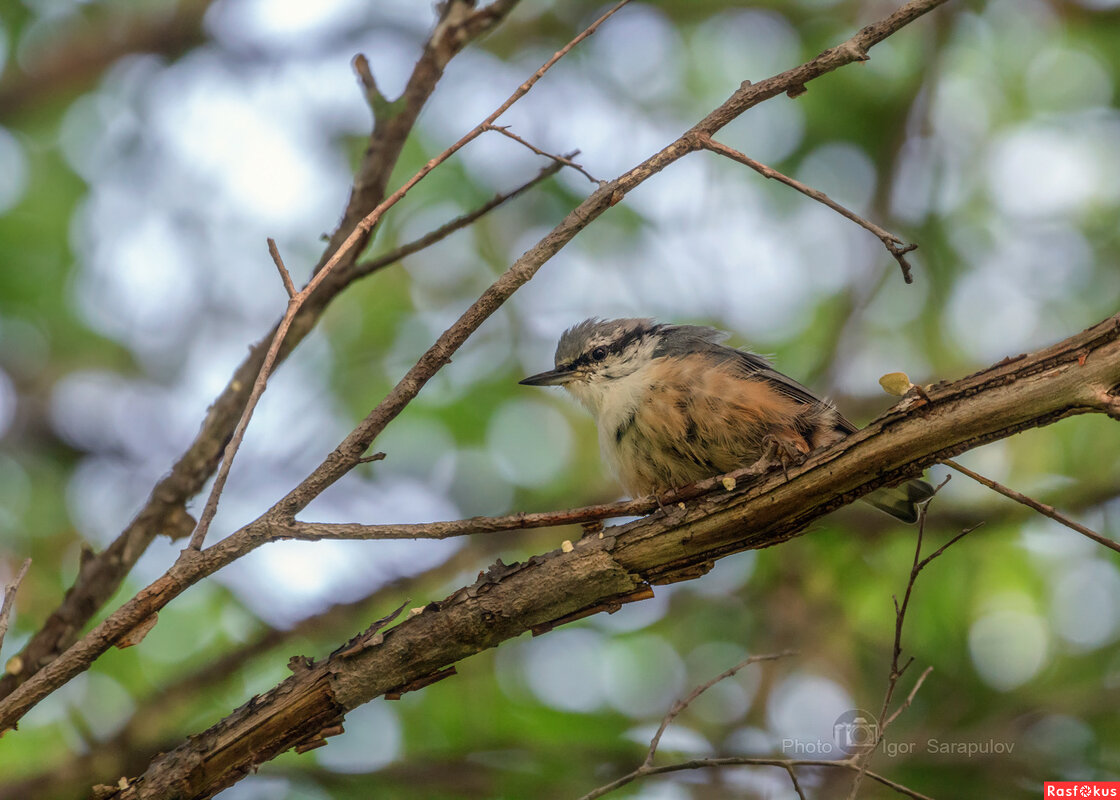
879,372,913,396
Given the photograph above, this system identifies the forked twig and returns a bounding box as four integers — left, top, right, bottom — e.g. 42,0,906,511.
643,651,795,768
581,757,935,800
845,479,980,799
697,135,918,283
483,124,599,182
353,160,566,279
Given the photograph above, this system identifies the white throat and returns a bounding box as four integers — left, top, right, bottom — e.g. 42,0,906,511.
563,358,658,479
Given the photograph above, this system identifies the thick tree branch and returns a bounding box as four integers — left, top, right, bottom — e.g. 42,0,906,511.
0,0,525,701
84,313,1120,799
0,545,498,800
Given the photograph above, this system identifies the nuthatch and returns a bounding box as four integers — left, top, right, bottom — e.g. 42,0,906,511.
520,318,933,522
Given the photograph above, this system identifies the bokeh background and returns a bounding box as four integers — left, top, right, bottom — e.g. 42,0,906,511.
1,0,1120,797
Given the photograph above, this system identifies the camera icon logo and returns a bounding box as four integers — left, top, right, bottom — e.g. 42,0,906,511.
833,709,880,755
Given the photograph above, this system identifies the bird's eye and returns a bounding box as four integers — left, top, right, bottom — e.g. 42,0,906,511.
591,346,608,361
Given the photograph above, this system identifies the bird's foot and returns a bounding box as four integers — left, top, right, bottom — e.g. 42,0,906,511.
758,435,808,480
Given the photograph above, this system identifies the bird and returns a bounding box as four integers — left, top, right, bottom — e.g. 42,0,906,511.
519,317,933,522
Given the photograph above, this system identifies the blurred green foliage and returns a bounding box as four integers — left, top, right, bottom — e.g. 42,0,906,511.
1,0,1120,798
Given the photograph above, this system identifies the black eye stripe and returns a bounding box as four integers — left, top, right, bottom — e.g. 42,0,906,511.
563,324,659,370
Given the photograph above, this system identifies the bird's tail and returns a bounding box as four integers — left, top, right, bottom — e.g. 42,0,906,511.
862,479,936,524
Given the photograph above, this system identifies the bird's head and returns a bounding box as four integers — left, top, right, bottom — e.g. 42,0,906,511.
519,317,662,397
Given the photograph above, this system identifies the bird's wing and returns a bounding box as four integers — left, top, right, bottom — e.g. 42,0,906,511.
656,324,859,434
725,347,859,434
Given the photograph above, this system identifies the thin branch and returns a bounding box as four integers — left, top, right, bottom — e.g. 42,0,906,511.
483,124,599,182
276,462,771,542
185,302,297,550
846,485,980,800
352,160,565,279
267,239,296,299
697,135,917,283
183,0,632,552
0,559,31,654
883,665,933,730
643,651,795,768
784,763,809,800
943,458,1120,555
584,650,798,799
579,757,936,800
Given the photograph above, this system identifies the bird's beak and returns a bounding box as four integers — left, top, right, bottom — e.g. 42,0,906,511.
519,367,572,386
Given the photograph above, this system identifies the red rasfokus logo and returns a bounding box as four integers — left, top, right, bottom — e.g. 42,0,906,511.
1044,783,1120,797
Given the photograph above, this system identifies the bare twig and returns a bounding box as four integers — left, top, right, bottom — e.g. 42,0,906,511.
784,763,809,800
185,300,299,550
697,135,918,283
579,649,928,800
943,458,1120,555
274,461,771,542
579,756,936,800
583,651,800,799
483,124,599,182
643,651,795,768
883,665,933,730
267,239,296,299
846,483,980,800
0,559,31,654
184,0,633,552
352,159,565,279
